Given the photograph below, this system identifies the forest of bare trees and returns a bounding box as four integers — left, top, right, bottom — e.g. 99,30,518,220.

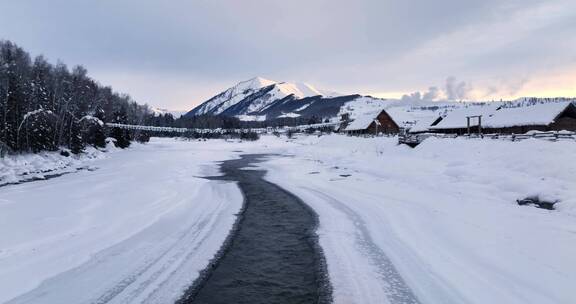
0,40,167,155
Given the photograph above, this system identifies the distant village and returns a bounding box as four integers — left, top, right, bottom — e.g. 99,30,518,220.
338,98,576,138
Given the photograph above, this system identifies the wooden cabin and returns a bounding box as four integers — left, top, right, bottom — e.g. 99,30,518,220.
341,110,400,135
549,103,576,131
430,102,576,135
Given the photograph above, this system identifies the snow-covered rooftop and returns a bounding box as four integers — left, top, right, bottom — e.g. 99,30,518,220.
409,116,442,133
338,96,391,117
386,106,443,130
488,101,572,128
343,110,382,131
431,101,573,130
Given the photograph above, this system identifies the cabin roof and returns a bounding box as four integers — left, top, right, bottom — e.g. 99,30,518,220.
410,116,443,132
385,106,443,130
431,101,573,130
343,109,383,131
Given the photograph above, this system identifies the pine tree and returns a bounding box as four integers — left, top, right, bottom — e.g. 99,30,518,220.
69,118,84,154
80,112,106,148
110,108,131,148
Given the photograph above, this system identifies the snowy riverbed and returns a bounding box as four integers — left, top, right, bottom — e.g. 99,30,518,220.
1,135,575,304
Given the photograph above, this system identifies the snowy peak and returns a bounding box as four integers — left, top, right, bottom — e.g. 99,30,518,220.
186,77,337,118
274,82,323,99
231,77,277,96
234,77,323,98
240,76,277,89
189,76,277,116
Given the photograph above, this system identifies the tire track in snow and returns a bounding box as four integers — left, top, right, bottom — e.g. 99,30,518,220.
303,187,420,304
6,182,240,304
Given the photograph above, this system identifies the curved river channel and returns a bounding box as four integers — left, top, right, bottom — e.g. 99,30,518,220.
178,154,331,304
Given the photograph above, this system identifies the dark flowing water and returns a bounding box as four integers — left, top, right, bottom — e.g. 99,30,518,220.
178,154,331,304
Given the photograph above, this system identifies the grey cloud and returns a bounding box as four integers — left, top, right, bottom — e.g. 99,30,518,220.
0,0,573,108
402,77,473,102
0,0,550,77
484,78,529,98
445,77,472,100
504,78,529,96
422,87,441,101
401,92,422,103
401,86,440,103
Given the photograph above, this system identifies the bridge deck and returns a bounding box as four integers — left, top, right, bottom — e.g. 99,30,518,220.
105,122,341,134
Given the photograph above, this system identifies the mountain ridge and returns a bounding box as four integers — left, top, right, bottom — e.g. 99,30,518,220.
185,77,357,120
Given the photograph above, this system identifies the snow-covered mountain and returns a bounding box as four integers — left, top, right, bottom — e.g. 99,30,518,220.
185,77,352,120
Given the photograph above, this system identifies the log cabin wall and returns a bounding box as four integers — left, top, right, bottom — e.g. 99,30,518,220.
375,111,400,134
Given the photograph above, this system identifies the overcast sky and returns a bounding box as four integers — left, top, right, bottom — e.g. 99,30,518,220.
1,0,575,110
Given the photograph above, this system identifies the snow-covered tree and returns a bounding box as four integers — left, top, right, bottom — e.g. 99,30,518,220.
80,114,106,148
18,109,57,152
0,40,155,154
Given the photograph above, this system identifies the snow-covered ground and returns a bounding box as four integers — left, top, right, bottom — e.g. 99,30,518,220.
0,146,111,187
1,135,575,303
0,139,250,304
261,135,576,304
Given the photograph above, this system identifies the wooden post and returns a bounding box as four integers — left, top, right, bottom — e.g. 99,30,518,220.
478,115,482,137
467,117,470,136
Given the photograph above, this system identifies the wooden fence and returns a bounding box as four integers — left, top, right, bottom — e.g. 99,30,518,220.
399,131,576,146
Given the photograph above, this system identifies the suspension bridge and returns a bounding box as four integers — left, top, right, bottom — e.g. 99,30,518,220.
105,121,341,134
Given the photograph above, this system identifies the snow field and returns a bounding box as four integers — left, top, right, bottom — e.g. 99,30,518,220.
260,135,576,304
1,135,575,304
0,139,246,303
